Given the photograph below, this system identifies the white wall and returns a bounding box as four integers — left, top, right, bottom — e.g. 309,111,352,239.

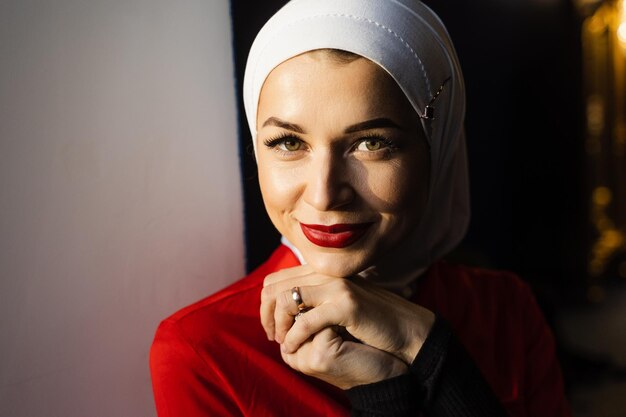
0,1,244,416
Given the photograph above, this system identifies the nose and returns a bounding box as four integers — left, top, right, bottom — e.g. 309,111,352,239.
303,148,355,211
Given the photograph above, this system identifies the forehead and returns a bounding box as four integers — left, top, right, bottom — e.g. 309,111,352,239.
257,53,416,127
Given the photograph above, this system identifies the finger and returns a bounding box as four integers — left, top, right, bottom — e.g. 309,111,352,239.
260,273,310,340
260,275,313,341
275,279,354,344
272,287,302,343
281,327,339,375
272,283,335,343
260,273,334,341
260,282,280,340
280,303,343,351
304,326,341,375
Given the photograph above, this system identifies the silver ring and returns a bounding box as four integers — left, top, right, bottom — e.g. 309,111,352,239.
291,287,306,311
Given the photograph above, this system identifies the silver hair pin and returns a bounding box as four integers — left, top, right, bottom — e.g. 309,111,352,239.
419,77,451,120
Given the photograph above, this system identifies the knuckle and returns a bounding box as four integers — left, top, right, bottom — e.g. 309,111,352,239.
344,293,360,317
333,280,359,314
275,290,292,311
263,273,274,288
263,270,283,287
265,266,297,287
260,285,273,303
308,346,330,374
280,350,293,367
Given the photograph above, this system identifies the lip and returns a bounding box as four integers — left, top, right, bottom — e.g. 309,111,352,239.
300,222,373,248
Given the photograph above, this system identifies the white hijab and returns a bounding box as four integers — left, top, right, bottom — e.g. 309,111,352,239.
243,0,470,291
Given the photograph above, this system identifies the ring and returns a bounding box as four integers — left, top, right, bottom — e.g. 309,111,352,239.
291,287,306,311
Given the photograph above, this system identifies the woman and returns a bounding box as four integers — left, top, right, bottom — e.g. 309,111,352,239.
150,1,571,416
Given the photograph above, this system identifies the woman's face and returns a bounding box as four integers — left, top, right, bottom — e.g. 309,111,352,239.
256,52,430,277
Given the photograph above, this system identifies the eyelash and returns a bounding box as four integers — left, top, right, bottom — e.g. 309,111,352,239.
262,133,303,150
354,134,398,153
262,133,399,157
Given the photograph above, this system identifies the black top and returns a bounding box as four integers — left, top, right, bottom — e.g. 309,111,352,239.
346,315,508,416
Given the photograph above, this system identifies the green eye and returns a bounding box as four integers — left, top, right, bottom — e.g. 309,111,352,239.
357,138,384,151
279,139,302,152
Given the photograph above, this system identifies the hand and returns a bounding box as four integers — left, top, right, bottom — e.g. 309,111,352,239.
261,265,435,365
260,264,335,341
280,326,408,390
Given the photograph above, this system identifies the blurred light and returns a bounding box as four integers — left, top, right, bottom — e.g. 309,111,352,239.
604,230,625,247
618,22,626,44
586,95,605,136
587,14,606,34
621,0,626,47
593,186,612,206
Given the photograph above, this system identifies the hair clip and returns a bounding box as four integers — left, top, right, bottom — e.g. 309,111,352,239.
419,77,451,120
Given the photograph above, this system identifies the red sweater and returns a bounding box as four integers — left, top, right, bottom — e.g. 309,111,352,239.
150,245,571,416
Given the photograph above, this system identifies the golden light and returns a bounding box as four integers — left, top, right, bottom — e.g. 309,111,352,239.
592,186,612,206
587,14,606,34
582,0,626,281
621,0,626,46
618,21,626,44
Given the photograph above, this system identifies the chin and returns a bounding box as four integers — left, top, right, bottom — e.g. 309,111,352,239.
301,250,374,278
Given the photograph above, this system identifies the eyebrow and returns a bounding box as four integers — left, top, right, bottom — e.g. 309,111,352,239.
261,117,403,134
262,117,305,133
343,118,403,133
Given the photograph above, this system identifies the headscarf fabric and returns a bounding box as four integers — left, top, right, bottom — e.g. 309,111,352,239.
243,0,470,287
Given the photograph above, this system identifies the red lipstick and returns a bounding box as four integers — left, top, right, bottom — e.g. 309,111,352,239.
300,223,373,248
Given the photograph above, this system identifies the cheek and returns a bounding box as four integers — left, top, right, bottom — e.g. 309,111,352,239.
257,161,303,217
357,162,428,214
